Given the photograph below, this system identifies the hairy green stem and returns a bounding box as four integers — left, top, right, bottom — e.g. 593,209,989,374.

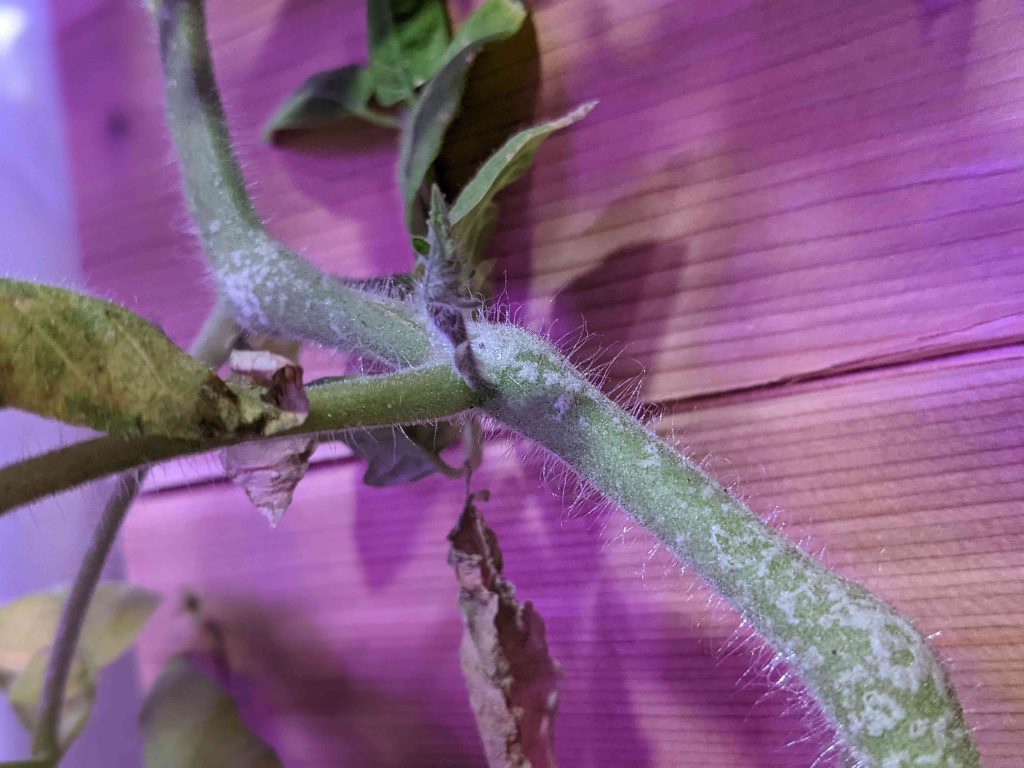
32,302,240,760
30,472,142,760
153,0,434,367
471,323,979,767
145,1,981,764
0,365,477,516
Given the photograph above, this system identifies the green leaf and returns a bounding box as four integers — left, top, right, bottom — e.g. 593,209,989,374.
446,0,526,56
411,235,430,256
262,65,397,142
397,0,527,229
7,649,95,757
450,102,595,268
450,102,595,224
432,8,539,195
396,50,475,230
0,280,303,440
452,200,497,289
344,421,461,487
141,656,282,768
368,0,451,107
0,582,159,683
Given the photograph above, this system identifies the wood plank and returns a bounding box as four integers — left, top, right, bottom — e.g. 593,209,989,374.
54,0,1024,400
122,348,1024,766
49,0,1024,763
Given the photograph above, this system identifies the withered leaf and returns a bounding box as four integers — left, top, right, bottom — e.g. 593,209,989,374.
344,420,461,487
226,350,309,417
221,437,315,526
221,351,314,525
0,280,298,440
448,494,560,768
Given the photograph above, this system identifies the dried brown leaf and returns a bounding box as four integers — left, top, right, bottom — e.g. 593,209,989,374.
221,351,314,526
448,494,560,768
221,437,315,526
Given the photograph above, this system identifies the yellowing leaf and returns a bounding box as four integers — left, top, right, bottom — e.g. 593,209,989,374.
0,585,154,756
0,594,60,680
141,656,282,768
77,582,161,671
0,582,159,682
449,494,561,767
0,280,297,440
7,649,95,756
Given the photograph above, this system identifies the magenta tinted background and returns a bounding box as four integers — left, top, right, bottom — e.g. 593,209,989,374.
42,0,1024,765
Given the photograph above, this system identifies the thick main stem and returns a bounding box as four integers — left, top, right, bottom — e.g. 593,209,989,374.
471,323,979,766
147,1,982,764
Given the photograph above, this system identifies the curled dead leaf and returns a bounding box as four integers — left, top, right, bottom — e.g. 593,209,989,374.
448,493,560,768
222,351,314,525
221,437,315,526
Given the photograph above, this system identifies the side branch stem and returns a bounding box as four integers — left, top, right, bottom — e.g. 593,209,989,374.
30,473,141,759
0,366,478,516
31,301,240,760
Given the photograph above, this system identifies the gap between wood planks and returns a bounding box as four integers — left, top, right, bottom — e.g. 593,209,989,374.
662,329,1024,412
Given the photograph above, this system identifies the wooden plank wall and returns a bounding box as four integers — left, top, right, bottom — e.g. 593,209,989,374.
52,0,1024,765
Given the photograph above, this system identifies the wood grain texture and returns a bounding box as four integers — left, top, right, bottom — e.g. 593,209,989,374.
55,0,1024,397
120,347,1024,767
47,0,1024,764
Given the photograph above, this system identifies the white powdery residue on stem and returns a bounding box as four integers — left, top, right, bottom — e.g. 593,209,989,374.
637,441,662,469
468,321,979,767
